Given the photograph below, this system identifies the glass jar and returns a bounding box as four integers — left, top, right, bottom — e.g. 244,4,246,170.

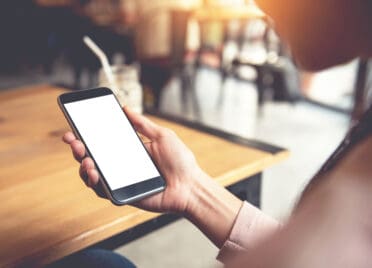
98,64,143,114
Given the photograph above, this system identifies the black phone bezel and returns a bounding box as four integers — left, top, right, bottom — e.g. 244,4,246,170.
58,87,166,205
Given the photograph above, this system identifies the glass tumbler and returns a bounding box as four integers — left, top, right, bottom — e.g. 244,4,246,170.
99,64,143,114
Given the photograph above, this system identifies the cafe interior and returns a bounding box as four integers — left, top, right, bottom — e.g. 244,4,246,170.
0,0,371,267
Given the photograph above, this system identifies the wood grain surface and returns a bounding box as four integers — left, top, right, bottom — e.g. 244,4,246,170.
0,85,288,267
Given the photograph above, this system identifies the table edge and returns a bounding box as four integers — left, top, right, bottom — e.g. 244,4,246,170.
146,110,287,154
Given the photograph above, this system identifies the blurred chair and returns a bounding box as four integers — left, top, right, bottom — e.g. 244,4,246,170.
138,8,200,116
217,18,298,109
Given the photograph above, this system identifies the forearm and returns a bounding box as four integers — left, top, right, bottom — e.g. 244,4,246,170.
184,172,243,248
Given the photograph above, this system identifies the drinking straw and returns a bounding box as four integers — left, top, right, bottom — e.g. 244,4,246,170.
83,36,117,94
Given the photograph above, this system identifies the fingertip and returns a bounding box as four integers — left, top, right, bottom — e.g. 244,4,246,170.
71,140,86,160
124,107,140,123
71,139,83,150
82,157,94,170
87,169,99,186
63,132,76,144
123,105,131,113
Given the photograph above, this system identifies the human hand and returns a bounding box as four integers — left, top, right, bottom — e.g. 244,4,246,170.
62,106,207,214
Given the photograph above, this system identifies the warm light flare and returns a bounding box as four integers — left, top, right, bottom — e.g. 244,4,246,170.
214,0,246,6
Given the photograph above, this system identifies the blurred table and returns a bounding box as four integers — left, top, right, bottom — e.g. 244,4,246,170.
0,85,288,267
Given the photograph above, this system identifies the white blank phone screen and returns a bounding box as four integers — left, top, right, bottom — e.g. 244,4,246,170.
64,94,160,190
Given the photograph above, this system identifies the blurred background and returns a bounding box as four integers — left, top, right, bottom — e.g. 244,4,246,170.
1,0,371,267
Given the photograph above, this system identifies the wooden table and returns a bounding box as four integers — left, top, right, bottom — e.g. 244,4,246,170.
0,85,288,267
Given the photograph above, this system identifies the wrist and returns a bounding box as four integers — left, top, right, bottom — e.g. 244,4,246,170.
183,170,211,218
184,171,243,247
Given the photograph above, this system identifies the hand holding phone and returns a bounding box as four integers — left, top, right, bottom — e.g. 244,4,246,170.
59,88,167,205
61,88,205,211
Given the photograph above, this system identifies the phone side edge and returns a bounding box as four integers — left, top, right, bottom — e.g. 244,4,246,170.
57,94,119,205
111,184,166,205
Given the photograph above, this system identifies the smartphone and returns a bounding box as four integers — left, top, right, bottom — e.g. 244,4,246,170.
58,87,166,205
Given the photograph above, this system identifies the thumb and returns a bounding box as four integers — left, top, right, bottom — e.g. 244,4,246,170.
123,106,162,140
